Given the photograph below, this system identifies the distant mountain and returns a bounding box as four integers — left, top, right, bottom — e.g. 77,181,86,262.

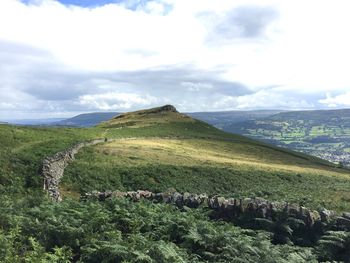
224,108,350,166
55,112,119,127
188,110,283,129
54,110,282,128
4,118,65,125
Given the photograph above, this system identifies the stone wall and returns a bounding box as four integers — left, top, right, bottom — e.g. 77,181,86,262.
83,190,350,232
40,138,110,201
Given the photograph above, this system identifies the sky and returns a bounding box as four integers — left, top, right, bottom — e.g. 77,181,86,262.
1,0,350,119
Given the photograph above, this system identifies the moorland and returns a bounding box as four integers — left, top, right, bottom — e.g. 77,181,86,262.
1,105,350,262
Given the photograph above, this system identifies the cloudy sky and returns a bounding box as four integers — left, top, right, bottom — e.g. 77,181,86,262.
1,0,350,119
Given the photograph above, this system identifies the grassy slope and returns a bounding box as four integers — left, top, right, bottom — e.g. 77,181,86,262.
61,107,350,211
1,106,350,211
0,124,103,196
2,107,350,262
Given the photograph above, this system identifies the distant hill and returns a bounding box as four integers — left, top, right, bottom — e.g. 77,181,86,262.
225,108,350,166
55,112,119,127
188,110,282,129
3,118,65,125
50,109,281,128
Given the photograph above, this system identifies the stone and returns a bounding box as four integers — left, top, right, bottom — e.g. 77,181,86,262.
319,209,335,223
337,217,350,229
172,192,183,207
81,189,350,234
40,138,108,201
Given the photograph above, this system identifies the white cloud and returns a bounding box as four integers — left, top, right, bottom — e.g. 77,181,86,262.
78,92,159,110
211,88,314,111
1,0,350,118
319,92,350,107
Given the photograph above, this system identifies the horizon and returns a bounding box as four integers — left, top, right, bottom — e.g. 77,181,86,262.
1,0,350,118
2,106,350,122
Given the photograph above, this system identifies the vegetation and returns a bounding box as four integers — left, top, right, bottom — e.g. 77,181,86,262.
64,138,350,211
1,105,350,262
1,196,324,263
224,109,350,167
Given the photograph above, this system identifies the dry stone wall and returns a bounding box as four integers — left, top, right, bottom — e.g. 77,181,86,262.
40,138,110,201
83,190,350,232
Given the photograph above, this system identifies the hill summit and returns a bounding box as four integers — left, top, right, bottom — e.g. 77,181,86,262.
115,104,178,118
99,104,195,128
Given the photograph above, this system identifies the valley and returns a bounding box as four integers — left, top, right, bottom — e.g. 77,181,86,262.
223,109,350,167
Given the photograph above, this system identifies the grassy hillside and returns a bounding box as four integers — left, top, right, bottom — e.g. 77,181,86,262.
2,105,350,262
64,137,350,211
0,124,104,196
61,105,350,211
99,105,194,128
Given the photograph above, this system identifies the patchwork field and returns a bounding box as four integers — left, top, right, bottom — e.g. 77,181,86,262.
224,109,350,166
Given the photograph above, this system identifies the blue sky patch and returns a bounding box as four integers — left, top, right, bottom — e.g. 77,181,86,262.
20,0,171,14
56,0,122,7
21,0,123,7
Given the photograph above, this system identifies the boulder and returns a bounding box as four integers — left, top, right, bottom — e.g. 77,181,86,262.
319,208,336,223
337,217,350,229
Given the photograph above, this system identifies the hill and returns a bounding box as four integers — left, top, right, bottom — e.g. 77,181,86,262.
59,105,350,211
41,109,280,128
1,105,350,262
225,108,350,166
99,105,193,128
1,118,65,126
188,110,282,129
55,112,119,127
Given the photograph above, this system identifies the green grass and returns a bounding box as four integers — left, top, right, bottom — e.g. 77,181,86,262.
2,106,350,262
0,125,103,195
63,138,350,211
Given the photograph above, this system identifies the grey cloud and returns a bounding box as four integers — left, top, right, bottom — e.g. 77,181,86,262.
0,40,254,117
0,40,98,101
108,66,251,97
204,5,278,43
24,66,250,102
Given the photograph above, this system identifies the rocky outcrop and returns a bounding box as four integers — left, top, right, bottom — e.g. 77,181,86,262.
40,138,110,201
82,190,350,232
